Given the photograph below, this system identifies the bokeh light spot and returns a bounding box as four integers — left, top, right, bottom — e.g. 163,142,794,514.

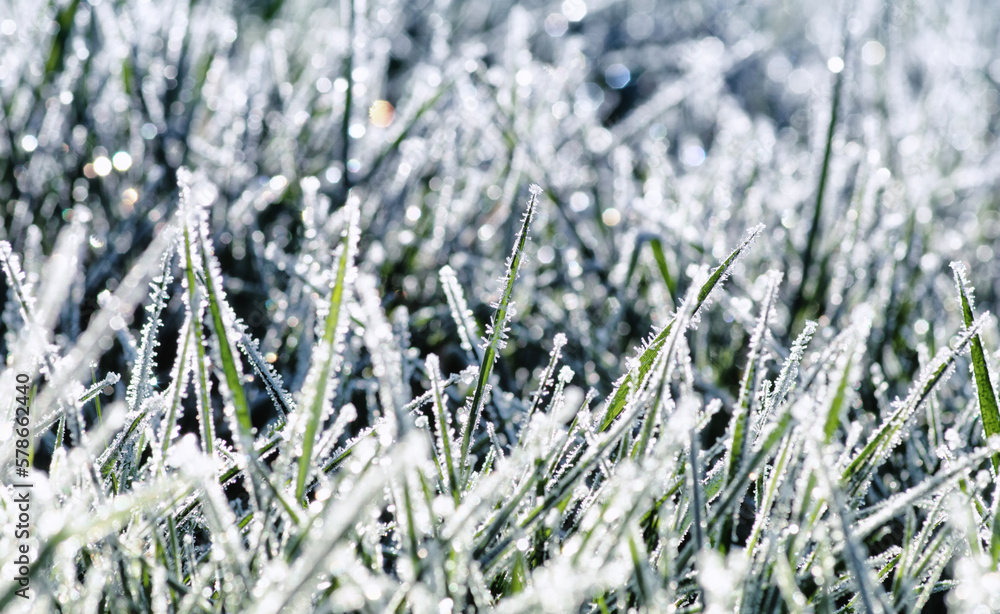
369,100,395,127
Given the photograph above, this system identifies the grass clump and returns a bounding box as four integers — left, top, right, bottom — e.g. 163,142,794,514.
3,1,1000,612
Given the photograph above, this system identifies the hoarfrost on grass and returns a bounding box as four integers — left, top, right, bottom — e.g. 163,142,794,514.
4,0,1000,612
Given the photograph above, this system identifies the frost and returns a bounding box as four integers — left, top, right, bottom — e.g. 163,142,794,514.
2,1,999,611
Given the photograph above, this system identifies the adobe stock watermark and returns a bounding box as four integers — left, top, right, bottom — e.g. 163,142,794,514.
10,372,33,600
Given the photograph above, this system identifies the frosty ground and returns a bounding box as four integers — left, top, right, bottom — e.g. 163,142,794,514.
2,0,1000,612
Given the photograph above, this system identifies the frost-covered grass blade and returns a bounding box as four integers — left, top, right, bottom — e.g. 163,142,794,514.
600,224,764,432
952,261,1000,472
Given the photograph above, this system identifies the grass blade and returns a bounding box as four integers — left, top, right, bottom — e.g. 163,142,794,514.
951,262,1000,472
599,224,764,432
178,170,216,456
294,194,360,502
459,184,541,487
440,264,483,364
427,354,460,504
841,314,986,496
725,270,781,486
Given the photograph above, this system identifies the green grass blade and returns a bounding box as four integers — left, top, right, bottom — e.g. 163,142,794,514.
790,41,844,325
841,315,986,495
823,320,869,445
201,232,253,447
294,195,360,502
600,224,764,432
459,185,541,487
726,270,781,485
648,237,676,301
951,262,1000,472
745,433,798,554
427,354,460,505
824,351,854,445
689,426,706,553
991,488,1000,569
179,173,215,457
676,407,794,572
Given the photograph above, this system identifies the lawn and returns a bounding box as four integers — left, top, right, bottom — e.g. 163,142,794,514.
2,0,1000,612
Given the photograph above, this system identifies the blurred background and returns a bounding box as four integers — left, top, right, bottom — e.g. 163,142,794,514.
2,0,1000,467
